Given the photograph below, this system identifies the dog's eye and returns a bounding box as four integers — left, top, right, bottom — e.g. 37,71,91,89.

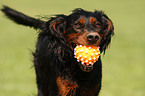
93,23,101,29
74,22,84,29
95,24,100,28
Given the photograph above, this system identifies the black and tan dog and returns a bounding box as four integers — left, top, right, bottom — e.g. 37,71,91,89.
1,6,114,96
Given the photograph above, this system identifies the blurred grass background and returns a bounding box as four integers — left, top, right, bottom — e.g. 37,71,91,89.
0,0,145,96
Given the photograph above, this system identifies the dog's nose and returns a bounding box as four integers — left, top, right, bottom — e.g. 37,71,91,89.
87,33,99,43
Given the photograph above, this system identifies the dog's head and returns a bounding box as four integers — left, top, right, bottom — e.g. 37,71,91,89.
49,8,114,72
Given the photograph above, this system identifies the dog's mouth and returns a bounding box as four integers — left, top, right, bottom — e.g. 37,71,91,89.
72,42,100,72
79,62,94,72
71,42,77,49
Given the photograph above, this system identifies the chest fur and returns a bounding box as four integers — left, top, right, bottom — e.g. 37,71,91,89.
56,76,100,96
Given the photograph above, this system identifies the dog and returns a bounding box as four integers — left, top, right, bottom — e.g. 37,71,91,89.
1,6,114,96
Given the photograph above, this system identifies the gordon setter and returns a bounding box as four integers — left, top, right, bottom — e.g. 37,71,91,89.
1,6,114,96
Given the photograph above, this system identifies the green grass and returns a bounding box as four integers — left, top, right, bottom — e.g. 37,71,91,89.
0,0,145,96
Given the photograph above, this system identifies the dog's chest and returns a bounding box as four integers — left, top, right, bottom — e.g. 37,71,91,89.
56,76,99,96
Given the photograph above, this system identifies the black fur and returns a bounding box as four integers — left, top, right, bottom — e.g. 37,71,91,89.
1,6,114,96
1,6,45,29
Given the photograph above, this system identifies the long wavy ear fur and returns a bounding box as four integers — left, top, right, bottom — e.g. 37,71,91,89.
100,14,114,53
1,5,45,29
42,15,73,63
48,15,67,36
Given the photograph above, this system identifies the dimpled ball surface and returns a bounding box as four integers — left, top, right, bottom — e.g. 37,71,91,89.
74,45,100,66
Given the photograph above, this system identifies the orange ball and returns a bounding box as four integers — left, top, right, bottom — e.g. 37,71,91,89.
74,45,100,66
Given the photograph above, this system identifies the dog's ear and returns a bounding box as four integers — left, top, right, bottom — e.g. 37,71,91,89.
100,14,114,53
48,16,66,37
46,16,74,63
